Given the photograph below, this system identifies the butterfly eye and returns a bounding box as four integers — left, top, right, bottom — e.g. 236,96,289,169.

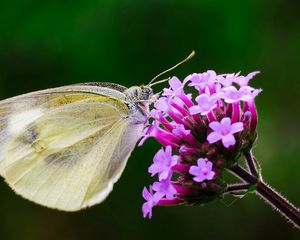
139,87,153,100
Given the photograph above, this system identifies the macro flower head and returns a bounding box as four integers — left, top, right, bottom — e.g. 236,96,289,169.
140,70,262,218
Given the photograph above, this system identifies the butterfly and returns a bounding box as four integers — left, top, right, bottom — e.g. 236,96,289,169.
0,52,194,211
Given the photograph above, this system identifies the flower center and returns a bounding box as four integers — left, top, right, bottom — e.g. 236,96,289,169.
220,127,230,136
202,167,208,175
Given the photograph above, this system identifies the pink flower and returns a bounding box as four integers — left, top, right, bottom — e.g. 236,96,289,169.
189,158,215,182
172,124,191,137
221,86,262,103
217,71,260,87
152,178,177,200
154,97,169,112
189,92,219,115
163,77,185,97
138,120,162,146
148,146,179,181
138,120,181,148
186,70,216,90
234,71,260,86
142,186,161,219
216,72,240,87
154,96,192,121
163,77,194,108
207,117,244,148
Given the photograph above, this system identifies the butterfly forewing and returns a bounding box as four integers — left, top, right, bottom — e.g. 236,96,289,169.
0,86,144,211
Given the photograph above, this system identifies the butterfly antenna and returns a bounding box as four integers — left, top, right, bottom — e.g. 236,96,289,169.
149,77,171,87
148,51,195,85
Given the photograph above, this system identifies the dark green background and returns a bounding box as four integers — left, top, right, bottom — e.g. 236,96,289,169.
0,0,299,239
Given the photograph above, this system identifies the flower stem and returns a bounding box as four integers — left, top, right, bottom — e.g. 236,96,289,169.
243,150,258,177
230,164,300,229
226,183,251,192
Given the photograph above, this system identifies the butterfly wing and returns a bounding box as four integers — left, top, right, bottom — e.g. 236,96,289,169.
0,87,144,211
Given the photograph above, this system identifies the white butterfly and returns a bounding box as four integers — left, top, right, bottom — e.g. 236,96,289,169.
0,51,194,211
0,82,154,211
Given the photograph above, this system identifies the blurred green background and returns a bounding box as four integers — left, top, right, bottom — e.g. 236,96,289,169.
0,0,299,239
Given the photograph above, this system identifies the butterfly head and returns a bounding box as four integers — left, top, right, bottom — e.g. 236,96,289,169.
124,86,155,123
124,85,154,102
139,85,154,101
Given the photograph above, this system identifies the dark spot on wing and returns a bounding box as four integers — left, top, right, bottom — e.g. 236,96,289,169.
16,125,39,144
44,152,73,165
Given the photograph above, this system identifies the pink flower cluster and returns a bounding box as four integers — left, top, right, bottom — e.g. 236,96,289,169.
140,70,261,218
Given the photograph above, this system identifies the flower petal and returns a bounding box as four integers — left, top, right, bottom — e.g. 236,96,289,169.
207,132,222,144
222,134,236,148
169,77,182,90
193,175,205,183
230,122,244,134
142,202,152,218
209,121,221,131
189,165,200,176
189,105,202,115
206,171,215,180
206,161,213,169
220,117,231,127
142,187,151,200
158,170,170,181
197,158,207,168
